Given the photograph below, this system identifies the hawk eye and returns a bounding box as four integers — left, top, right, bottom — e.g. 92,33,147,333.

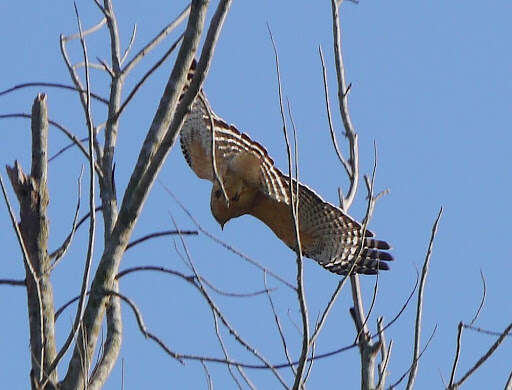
214,189,222,199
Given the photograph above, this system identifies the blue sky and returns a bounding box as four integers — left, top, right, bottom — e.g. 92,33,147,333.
1,1,511,388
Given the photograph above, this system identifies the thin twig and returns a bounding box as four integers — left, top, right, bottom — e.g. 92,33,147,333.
0,278,26,286
353,142,382,344
452,321,512,388
201,360,214,390
330,0,359,210
161,183,296,290
125,229,198,250
358,267,379,339
469,269,486,326
268,23,309,390
0,114,102,178
505,369,512,390
121,358,125,390
264,272,295,376
122,4,191,75
49,167,83,269
54,293,88,321
376,317,392,390
170,214,289,388
198,92,229,205
63,17,107,41
114,33,184,123
349,140,380,368
47,5,97,377
103,289,183,363
303,341,316,386
60,2,212,386
405,207,443,390
73,61,112,73
448,321,464,388
0,83,108,104
211,310,244,390
377,267,419,336
59,29,93,120
462,324,512,337
98,289,302,371
387,324,438,390
95,57,115,77
318,45,351,176
309,280,344,346
48,207,103,261
120,24,137,65
116,265,272,298
49,137,88,162
326,7,384,388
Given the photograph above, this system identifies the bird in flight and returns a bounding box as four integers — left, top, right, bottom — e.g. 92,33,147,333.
179,60,393,275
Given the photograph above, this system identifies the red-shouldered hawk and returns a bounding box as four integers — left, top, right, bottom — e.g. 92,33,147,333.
180,60,393,275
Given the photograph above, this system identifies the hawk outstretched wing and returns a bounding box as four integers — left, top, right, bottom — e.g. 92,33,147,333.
180,60,393,275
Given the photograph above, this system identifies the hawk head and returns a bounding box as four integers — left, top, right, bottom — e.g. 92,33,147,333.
210,177,257,229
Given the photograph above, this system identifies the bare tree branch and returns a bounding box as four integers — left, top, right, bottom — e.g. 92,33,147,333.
406,207,443,390
49,137,88,163
170,214,289,388
330,0,358,210
377,267,419,336
120,24,137,65
0,114,103,178
469,269,486,326
318,45,351,176
99,0,123,241
211,310,245,390
103,289,183,363
162,184,296,290
201,361,214,390
88,282,122,390
376,317,392,390
387,324,437,390
448,321,464,388
505,369,512,390
198,91,230,205
264,272,296,376
125,229,198,250
452,321,512,388
462,324,512,337
4,94,58,387
60,2,212,387
122,4,191,75
0,83,108,104
62,17,107,41
268,24,309,390
113,33,184,123
116,265,272,298
73,61,112,73
0,278,26,286
47,5,98,382
48,168,83,270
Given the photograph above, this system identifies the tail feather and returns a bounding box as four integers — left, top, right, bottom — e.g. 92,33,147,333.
360,248,394,262
322,236,394,276
364,237,392,250
326,258,390,275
